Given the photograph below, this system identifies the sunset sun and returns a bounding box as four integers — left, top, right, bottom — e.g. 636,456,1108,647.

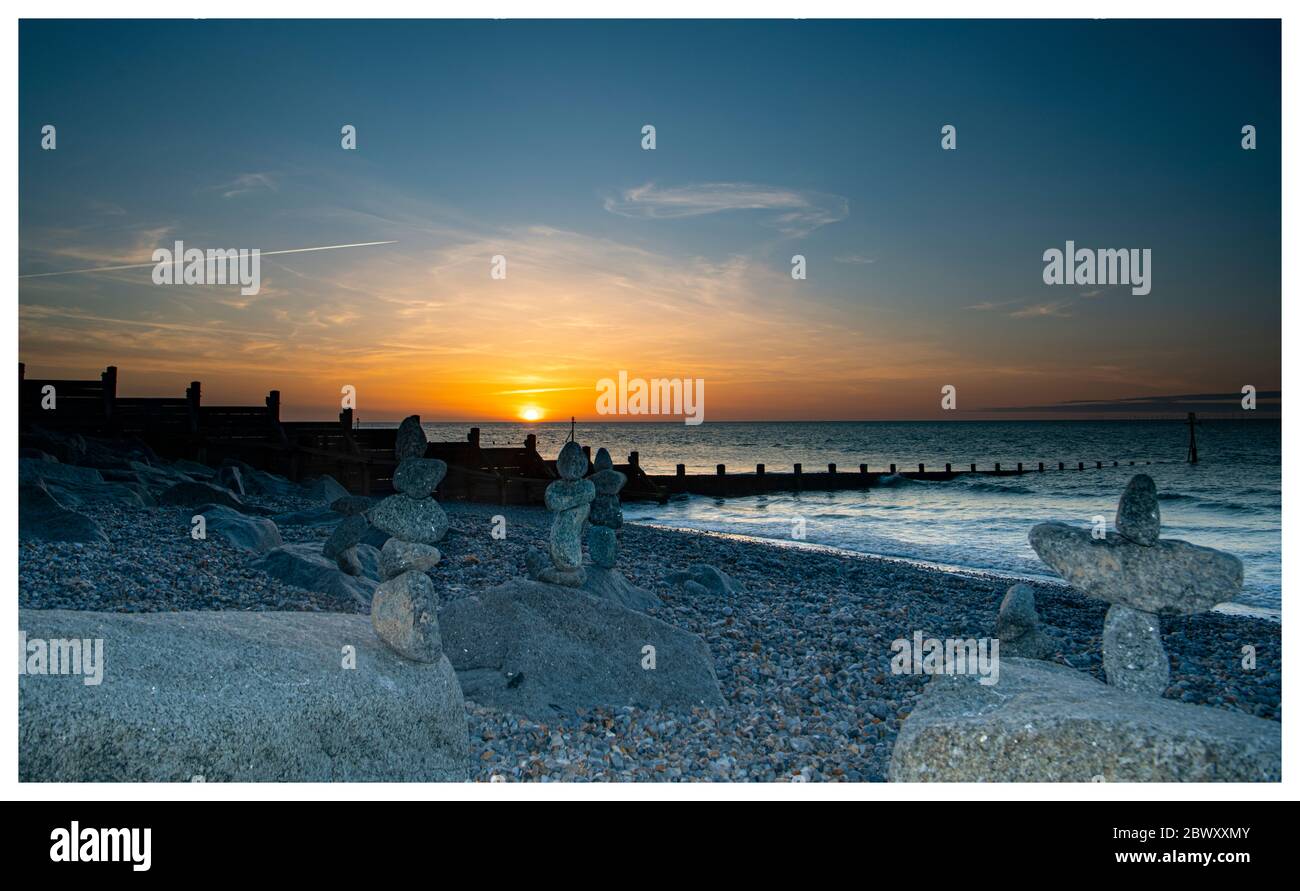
519,406,544,422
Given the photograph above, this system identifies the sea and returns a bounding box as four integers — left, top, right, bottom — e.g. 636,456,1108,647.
413,420,1281,617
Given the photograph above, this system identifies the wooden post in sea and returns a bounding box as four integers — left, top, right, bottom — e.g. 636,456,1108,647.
1038,462,1044,472
945,462,952,473
676,463,685,477
794,463,802,491
1187,411,1199,464
717,464,726,476
918,463,924,473
889,463,897,473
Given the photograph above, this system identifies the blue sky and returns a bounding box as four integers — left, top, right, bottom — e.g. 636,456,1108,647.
18,19,1280,420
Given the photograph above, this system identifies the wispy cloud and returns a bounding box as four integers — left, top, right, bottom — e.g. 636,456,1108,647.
834,253,876,265
215,172,278,199
1009,300,1073,318
603,182,848,236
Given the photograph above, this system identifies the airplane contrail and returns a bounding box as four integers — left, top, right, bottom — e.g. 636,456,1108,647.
18,240,399,279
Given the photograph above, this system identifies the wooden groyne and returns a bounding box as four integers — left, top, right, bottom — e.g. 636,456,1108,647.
19,363,1152,505
643,457,1153,499
17,364,664,504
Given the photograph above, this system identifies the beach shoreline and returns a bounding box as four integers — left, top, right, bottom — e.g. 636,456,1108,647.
19,482,1281,782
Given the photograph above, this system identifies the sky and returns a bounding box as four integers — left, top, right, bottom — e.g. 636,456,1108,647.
18,19,1281,421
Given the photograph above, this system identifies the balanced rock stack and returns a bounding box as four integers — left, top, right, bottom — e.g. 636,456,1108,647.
1029,474,1243,695
369,416,448,662
995,583,1054,659
526,440,593,587
586,448,624,569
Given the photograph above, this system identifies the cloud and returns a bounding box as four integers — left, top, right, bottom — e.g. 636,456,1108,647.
966,299,1074,318
834,254,876,265
1009,301,1073,318
603,182,848,236
215,172,278,199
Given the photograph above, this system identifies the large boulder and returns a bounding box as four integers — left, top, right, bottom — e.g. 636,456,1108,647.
1029,522,1242,615
302,475,350,504
19,480,107,545
889,657,1280,782
441,578,724,717
159,480,246,511
18,609,470,781
198,504,283,554
581,567,662,612
252,544,377,606
19,458,104,487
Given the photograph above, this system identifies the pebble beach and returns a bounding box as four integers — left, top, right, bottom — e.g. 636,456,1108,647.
19,483,1281,783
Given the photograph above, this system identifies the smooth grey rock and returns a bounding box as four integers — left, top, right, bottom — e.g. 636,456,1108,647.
889,657,1279,782
581,566,662,612
354,543,382,582
18,609,469,781
199,504,282,553
252,544,377,606
159,480,245,511
441,578,723,716
214,465,245,496
1116,473,1160,546
371,570,442,662
524,546,548,581
303,475,349,505
369,494,448,545
337,546,363,577
243,469,301,498
549,503,590,571
590,494,623,529
171,459,215,479
556,441,587,481
544,478,595,512
392,457,447,498
323,514,369,559
361,526,391,550
379,539,441,581
19,458,104,487
593,447,614,471
394,415,427,461
587,525,617,568
330,495,373,516
272,505,343,528
1029,521,1242,615
590,467,626,497
670,564,742,597
19,480,107,545
1103,604,1169,696
43,478,147,510
535,565,586,586
996,583,1055,659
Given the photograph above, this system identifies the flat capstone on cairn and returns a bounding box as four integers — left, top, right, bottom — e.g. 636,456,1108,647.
526,433,593,587
1029,473,1244,696
368,415,449,662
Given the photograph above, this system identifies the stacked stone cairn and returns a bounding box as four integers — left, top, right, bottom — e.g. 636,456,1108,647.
526,439,593,586
1029,473,1243,696
368,415,449,661
586,448,625,570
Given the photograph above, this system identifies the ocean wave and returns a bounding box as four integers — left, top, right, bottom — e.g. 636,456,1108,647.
958,480,1036,495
